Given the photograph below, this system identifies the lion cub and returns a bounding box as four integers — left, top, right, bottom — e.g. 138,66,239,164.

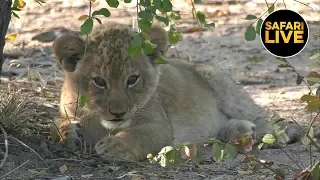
52,22,295,161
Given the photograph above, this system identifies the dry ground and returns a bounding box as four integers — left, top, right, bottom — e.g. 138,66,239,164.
0,0,320,179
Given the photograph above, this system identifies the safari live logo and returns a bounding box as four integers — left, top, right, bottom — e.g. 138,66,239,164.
260,9,309,58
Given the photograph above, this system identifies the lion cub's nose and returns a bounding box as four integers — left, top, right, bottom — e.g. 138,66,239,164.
108,109,127,117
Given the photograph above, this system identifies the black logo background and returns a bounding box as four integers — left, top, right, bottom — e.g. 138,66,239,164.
260,9,309,58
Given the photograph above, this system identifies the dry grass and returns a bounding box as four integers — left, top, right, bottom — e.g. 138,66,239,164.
0,88,38,133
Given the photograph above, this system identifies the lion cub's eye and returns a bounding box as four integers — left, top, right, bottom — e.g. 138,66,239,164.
127,75,140,88
92,77,107,89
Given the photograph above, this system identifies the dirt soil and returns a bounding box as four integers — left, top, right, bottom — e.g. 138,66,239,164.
1,0,320,179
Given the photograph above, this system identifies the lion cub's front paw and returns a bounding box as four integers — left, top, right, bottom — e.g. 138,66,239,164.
95,136,137,161
53,120,82,150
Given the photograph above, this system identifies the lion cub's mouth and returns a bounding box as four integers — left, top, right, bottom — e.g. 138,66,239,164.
108,118,124,122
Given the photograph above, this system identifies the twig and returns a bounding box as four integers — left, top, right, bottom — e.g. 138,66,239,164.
74,0,92,122
290,117,320,151
0,123,9,169
293,0,314,9
8,136,49,167
279,148,302,169
249,0,279,26
282,0,286,8
0,160,29,179
306,111,320,136
288,57,313,95
253,156,279,176
49,158,82,162
264,0,270,9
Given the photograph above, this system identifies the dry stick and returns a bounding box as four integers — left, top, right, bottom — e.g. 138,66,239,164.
293,151,306,169
74,0,92,122
287,57,313,95
252,156,282,177
264,0,270,9
305,111,320,137
8,136,49,167
282,0,286,8
0,124,8,169
290,117,320,151
0,160,29,179
293,0,314,9
249,0,279,26
278,148,302,169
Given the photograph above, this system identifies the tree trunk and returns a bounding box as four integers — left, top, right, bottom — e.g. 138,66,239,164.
0,0,12,77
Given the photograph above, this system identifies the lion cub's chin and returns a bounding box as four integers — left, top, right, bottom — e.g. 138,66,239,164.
100,119,132,129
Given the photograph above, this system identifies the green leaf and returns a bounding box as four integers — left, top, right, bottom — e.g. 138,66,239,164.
95,17,102,24
146,6,157,14
275,57,286,62
155,16,169,26
300,95,320,102
138,19,152,31
307,71,320,86
128,46,142,57
276,129,286,137
131,33,142,46
301,127,314,145
143,40,157,55
12,11,20,19
128,34,142,57
106,0,119,8
262,134,276,144
124,0,132,3
154,56,168,64
256,19,263,35
268,4,275,14
140,0,151,6
80,18,94,35
158,146,175,167
196,11,206,24
168,30,182,44
92,8,111,17
306,100,320,112
162,0,172,12
307,77,320,84
245,25,256,41
212,143,224,163
11,7,21,11
244,14,257,20
224,143,238,159
258,143,264,150
79,96,88,107
153,0,163,9
138,10,153,21
311,162,320,180
309,48,320,59
205,22,215,28
169,11,181,20
194,0,201,3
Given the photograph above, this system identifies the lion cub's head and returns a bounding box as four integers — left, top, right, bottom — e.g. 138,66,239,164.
53,23,168,126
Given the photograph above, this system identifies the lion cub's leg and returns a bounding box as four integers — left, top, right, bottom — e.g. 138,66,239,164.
50,116,81,149
93,121,172,161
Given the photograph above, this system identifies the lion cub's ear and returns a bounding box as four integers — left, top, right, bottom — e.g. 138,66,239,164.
146,25,168,56
53,35,85,72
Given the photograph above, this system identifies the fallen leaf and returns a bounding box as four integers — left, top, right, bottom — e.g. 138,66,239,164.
27,169,46,175
81,174,94,178
59,164,69,174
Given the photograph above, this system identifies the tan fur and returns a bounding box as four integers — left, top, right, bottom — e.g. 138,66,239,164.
51,22,296,161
